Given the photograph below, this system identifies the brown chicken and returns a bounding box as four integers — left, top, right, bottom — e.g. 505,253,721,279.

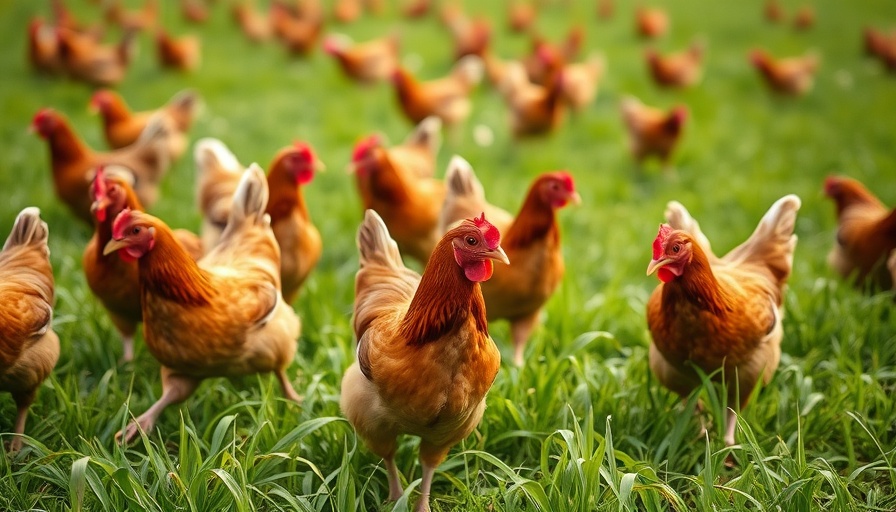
764,0,783,23
444,10,492,60
232,2,272,43
391,56,483,127
439,157,579,365
271,0,324,56
323,33,399,84
386,116,443,179
103,165,301,443
792,5,814,30
647,194,801,446
31,108,173,225
620,96,687,166
646,40,705,88
523,27,585,86
864,27,895,59
105,0,158,32
333,0,361,23
750,49,819,96
540,50,606,112
404,0,431,18
508,1,536,33
90,88,200,160
194,139,323,301
0,208,59,453
824,176,896,291
28,18,61,75
351,136,446,264
83,167,202,363
156,29,201,72
56,26,138,87
636,6,669,39
341,210,505,512
181,0,210,24
500,62,566,137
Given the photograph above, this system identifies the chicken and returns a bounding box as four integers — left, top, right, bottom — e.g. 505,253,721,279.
764,0,783,23
333,0,361,23
523,27,584,85
508,1,536,33
323,33,399,84
824,176,896,292
646,194,801,446
271,0,324,56
864,27,895,59
83,167,202,364
340,210,505,512
194,139,324,301
482,49,512,88
500,62,566,137
90,88,200,160
31,108,173,225
104,0,158,32
28,18,61,75
350,136,446,264
403,0,431,18
181,0,210,24
56,26,138,87
156,29,201,72
103,165,301,443
620,96,687,166
0,208,59,453
597,0,614,20
636,6,668,39
391,56,483,127
232,2,272,43
646,40,705,88
792,5,814,30
556,53,606,112
443,9,491,60
750,49,819,96
439,157,579,365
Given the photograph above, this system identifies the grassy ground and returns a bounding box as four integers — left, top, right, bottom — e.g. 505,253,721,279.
1,0,895,510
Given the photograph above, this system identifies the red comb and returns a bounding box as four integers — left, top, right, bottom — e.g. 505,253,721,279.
112,208,133,240
554,171,575,192
473,213,500,250
823,176,841,196
92,166,108,199
351,135,381,163
293,141,314,161
652,224,673,260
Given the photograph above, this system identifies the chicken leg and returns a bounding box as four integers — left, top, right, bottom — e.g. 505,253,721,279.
117,367,200,444
276,369,303,403
510,310,540,366
384,457,404,501
9,390,36,452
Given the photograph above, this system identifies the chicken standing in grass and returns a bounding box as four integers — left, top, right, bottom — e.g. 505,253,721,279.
824,176,896,292
56,26,137,87
439,157,579,365
620,96,687,166
104,165,301,444
323,33,399,84
391,56,483,127
0,208,59,453
646,41,705,88
750,49,819,96
646,194,800,447
499,62,566,137
341,210,505,512
156,28,201,72
28,18,62,74
636,5,668,39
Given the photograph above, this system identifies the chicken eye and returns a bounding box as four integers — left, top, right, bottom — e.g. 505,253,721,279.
466,236,478,246
672,244,680,253
131,227,141,235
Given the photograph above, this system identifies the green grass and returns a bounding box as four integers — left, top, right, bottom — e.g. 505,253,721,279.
2,0,895,510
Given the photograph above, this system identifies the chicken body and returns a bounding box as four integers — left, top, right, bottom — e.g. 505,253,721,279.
646,194,800,446
90,89,199,160
57,27,137,86
105,0,158,32
352,137,446,264
28,18,61,74
341,210,505,512
439,157,579,365
232,3,272,43
636,6,668,39
156,29,201,72
558,54,605,111
323,33,399,84
271,1,323,56
500,62,566,137
750,49,819,95
391,56,483,126
32,108,172,225
104,165,301,443
620,96,687,165
0,208,59,452
824,176,896,291
646,42,704,88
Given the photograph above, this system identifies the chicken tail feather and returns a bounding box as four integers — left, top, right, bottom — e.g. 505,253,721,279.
405,116,442,154
725,194,801,283
4,207,49,251
357,209,404,271
445,155,483,200
194,137,242,176
226,163,270,230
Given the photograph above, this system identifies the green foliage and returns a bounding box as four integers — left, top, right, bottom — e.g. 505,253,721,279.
1,0,894,510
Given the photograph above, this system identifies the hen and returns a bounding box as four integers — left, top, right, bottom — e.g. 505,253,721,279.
104,165,301,443
323,33,399,84
351,136,446,264
444,10,491,60
824,176,896,292
764,0,783,23
341,210,505,512
83,167,202,364
90,88,199,160
555,53,606,112
0,208,59,453
439,157,578,365
232,2,272,43
384,116,443,179
792,5,814,30
271,0,324,56
508,1,536,33
620,96,688,166
156,28,201,72
31,108,173,225
56,26,138,87
499,62,566,137
646,194,801,446
28,18,62,75
391,56,483,127
636,6,669,39
105,0,158,32
333,0,361,23
750,49,819,96
646,40,705,88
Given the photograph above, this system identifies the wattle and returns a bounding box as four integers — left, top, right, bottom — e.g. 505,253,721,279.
657,267,676,283
463,259,494,282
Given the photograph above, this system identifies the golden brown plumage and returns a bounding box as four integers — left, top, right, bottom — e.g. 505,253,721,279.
444,10,491,60
636,6,668,39
620,96,687,165
31,108,173,225
764,0,783,23
90,89,200,160
156,28,201,72
824,176,896,291
384,116,443,179
0,208,59,452
391,56,484,127
271,0,324,56
28,18,61,75
341,210,505,512
792,5,814,30
439,157,579,365
646,195,800,446
750,49,819,96
508,1,536,33
646,41,704,88
499,62,567,137
323,33,399,84
56,26,137,87
232,2,272,43
104,0,158,32
104,165,301,444
333,0,362,23
351,136,446,265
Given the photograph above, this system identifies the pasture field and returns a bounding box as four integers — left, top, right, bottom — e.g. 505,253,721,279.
1,0,894,510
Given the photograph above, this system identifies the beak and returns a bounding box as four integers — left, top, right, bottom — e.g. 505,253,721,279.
314,156,326,173
103,238,128,256
489,245,510,265
569,191,582,205
646,258,670,276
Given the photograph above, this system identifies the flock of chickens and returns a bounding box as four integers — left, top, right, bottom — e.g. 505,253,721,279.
6,0,896,510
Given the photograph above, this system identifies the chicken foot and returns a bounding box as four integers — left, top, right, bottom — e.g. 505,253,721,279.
510,310,540,366
8,390,36,452
384,457,404,501
117,367,200,444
